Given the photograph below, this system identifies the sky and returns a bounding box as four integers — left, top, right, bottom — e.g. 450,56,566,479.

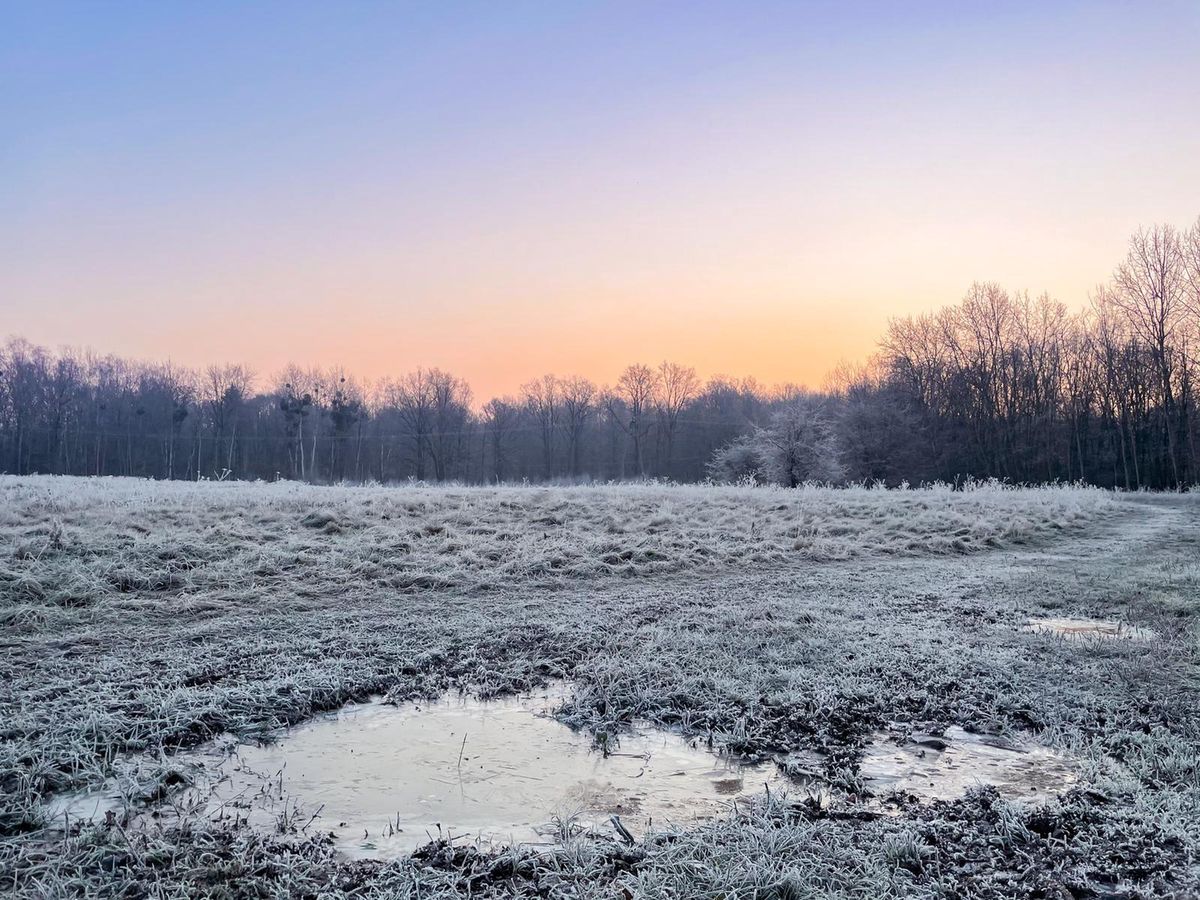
3,1,1199,399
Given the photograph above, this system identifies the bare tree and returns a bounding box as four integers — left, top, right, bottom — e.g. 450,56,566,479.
427,368,472,482
1182,217,1200,385
1111,225,1189,484
141,361,194,479
0,339,49,474
521,374,559,478
1184,216,1200,319
325,370,366,481
654,361,698,477
482,397,519,483
607,364,659,478
277,365,318,480
558,376,596,478
386,369,435,481
201,364,253,478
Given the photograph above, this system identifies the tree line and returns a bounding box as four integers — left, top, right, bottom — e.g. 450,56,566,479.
2,216,1197,488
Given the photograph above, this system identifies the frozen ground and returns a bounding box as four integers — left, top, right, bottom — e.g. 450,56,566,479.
0,475,1110,601
0,477,1197,897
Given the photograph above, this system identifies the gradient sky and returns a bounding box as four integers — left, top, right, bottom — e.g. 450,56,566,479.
4,1,1199,398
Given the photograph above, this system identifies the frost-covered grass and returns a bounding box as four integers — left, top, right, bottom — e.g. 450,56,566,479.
1,477,1196,898
0,475,1111,606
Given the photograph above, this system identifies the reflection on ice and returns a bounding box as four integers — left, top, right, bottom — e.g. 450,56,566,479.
861,726,1078,804
49,684,787,859
47,687,1088,857
1023,617,1156,641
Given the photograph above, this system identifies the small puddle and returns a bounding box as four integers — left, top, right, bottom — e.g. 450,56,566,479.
1023,617,1156,641
860,726,1078,804
48,684,788,858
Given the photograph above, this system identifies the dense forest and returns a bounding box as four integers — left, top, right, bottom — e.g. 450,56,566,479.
3,217,1198,489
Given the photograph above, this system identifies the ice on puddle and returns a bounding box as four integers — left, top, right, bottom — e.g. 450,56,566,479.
47,684,788,859
861,726,1078,804
1023,617,1156,641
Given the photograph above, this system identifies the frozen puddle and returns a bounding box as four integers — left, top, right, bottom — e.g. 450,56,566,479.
861,726,1078,804
51,684,787,858
1023,617,1156,641
47,690,1084,853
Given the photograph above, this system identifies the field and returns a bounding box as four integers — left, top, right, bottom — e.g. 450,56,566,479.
1,476,1198,898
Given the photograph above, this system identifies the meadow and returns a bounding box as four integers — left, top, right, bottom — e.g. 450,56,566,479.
1,477,1197,898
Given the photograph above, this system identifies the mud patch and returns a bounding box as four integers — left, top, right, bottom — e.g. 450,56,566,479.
1023,617,1156,641
860,726,1078,804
